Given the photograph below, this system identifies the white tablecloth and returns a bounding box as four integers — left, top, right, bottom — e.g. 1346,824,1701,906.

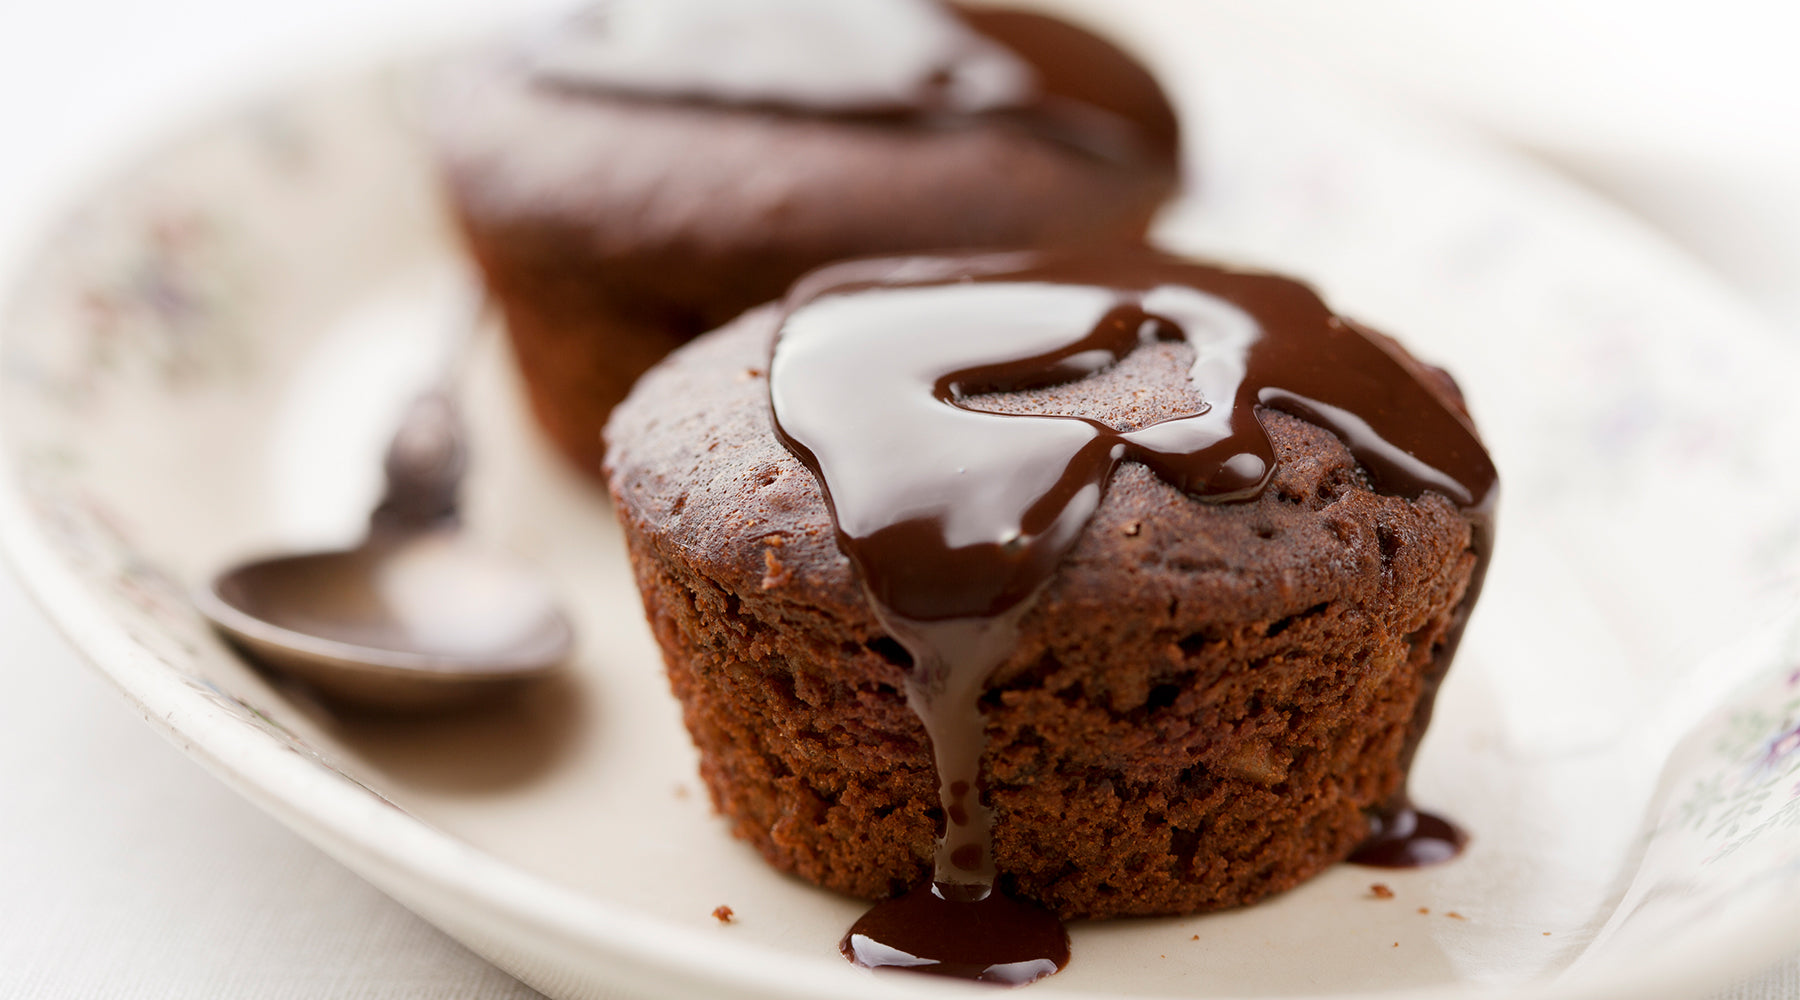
3,1,1796,996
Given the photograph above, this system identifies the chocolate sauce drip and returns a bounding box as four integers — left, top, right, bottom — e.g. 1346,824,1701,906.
526,0,1177,165
1350,799,1469,868
1350,571,1474,869
769,250,1496,981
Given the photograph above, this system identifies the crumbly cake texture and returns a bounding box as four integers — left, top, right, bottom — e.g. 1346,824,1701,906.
603,307,1480,920
433,49,1177,475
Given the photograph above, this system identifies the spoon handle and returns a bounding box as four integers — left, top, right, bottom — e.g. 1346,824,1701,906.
370,388,466,533
368,293,492,534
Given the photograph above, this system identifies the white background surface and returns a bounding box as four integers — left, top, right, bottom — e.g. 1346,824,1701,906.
2,1,1797,997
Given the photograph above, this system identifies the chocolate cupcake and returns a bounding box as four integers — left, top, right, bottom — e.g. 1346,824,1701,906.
604,250,1495,981
431,0,1181,475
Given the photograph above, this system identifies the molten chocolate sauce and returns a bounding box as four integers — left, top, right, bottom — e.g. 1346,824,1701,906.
527,0,1179,165
769,251,1496,982
843,882,1069,986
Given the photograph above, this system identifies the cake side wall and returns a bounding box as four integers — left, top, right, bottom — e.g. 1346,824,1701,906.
609,472,1477,918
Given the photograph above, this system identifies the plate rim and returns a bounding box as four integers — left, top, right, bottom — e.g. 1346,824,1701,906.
2,31,1799,1000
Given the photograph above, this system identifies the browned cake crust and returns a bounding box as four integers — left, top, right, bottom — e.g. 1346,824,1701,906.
603,307,1479,920
432,39,1178,475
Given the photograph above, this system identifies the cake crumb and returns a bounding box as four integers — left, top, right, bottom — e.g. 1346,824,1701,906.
1190,935,1199,941
712,905,735,924
761,548,793,590
1123,520,1142,536
1446,911,1466,921
737,367,765,382
1370,883,1395,900
1543,932,1552,936
1417,907,1430,915
1392,942,1399,948
673,784,689,800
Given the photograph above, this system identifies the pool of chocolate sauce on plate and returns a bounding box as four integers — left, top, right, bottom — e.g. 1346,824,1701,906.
771,250,1496,983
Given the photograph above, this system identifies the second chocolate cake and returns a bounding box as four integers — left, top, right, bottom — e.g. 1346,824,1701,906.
433,0,1182,475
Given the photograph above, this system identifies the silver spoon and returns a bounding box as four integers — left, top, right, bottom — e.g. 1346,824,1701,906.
197,381,574,713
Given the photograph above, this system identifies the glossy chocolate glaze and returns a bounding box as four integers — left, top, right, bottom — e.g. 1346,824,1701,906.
526,0,1178,164
770,250,1496,981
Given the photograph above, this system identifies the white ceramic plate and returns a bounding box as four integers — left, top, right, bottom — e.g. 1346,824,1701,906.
6,5,1800,999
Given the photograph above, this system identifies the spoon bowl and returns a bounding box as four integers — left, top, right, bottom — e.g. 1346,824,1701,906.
200,531,573,712
199,383,574,712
